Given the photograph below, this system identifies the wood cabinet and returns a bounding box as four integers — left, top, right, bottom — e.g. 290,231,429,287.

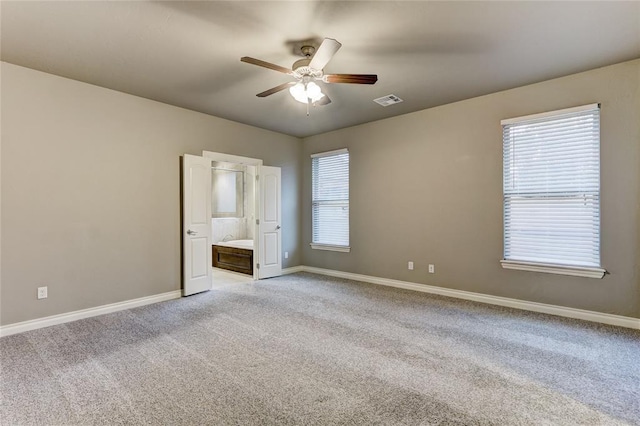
212,245,253,275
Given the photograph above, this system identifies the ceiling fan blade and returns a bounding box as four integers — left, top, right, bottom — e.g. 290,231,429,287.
316,95,332,106
256,82,295,97
241,57,292,75
324,74,378,84
309,38,342,70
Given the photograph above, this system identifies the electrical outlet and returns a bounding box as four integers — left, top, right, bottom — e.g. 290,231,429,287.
408,261,414,270
37,286,48,299
428,264,435,274
284,251,289,259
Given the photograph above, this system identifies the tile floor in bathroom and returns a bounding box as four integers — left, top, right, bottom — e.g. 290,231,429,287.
211,267,255,289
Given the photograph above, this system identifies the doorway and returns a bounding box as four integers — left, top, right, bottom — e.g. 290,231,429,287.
181,151,282,296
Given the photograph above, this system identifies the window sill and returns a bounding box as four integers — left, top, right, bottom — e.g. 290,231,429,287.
500,260,606,279
310,243,351,253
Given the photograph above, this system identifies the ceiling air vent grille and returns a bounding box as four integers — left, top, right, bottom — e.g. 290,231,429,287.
374,94,403,107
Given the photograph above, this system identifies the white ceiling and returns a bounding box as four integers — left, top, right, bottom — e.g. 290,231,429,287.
2,1,639,137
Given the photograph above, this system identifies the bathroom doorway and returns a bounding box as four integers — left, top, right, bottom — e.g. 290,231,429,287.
181,151,282,296
210,161,256,277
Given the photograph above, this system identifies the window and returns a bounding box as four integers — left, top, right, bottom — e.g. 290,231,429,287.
501,104,605,278
211,167,244,218
311,149,350,252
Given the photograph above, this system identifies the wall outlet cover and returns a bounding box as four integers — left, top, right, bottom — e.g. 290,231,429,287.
37,286,48,299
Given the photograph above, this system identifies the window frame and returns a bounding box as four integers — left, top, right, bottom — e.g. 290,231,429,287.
310,148,350,253
500,104,606,279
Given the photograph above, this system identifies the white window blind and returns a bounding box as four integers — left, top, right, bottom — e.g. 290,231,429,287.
502,104,601,269
311,149,349,249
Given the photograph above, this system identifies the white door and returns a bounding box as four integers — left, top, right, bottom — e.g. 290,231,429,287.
182,154,212,296
258,166,282,279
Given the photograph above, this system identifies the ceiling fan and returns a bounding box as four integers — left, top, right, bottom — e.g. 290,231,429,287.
241,38,377,110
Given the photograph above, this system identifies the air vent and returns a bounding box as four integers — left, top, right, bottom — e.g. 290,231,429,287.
374,94,403,107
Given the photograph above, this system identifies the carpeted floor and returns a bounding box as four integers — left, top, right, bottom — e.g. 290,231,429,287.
1,272,639,425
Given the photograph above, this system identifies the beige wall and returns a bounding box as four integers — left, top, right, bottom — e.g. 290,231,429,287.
1,63,301,325
302,59,640,318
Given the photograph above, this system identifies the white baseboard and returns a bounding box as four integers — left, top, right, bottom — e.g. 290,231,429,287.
300,266,640,330
3,267,637,336
282,266,305,275
0,290,181,338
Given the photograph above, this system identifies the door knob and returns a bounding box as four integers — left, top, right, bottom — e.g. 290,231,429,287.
276,225,281,230
187,230,197,235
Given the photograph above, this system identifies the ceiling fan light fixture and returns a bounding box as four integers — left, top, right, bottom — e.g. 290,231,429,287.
306,82,324,101
289,82,325,104
289,82,307,103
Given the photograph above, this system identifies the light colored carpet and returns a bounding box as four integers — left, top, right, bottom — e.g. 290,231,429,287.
1,272,639,425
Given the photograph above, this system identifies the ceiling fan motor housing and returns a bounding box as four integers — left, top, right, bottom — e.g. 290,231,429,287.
292,58,323,79
300,45,315,57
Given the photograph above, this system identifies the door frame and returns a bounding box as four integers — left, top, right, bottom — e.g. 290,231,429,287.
203,151,263,279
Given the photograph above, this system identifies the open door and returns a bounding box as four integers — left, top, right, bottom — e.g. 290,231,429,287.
257,166,282,279
182,154,212,296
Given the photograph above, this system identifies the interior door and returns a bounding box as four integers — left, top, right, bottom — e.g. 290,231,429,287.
258,166,282,279
182,154,212,296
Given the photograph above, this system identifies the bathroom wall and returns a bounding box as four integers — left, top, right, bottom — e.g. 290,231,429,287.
211,164,256,244
211,218,248,244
